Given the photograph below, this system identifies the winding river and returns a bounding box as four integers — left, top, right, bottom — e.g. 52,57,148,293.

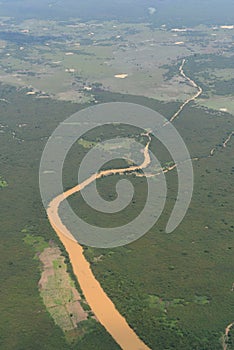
46,59,233,349
170,59,203,122
47,135,152,350
223,322,234,350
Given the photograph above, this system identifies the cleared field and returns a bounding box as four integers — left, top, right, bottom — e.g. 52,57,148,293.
197,96,234,115
0,20,232,105
39,247,89,333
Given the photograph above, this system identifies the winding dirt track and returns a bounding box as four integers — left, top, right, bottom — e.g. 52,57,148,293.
46,59,232,349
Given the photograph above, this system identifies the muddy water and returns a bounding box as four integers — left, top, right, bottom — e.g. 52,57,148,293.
47,138,151,350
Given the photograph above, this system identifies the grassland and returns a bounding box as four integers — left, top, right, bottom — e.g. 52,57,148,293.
0,18,233,110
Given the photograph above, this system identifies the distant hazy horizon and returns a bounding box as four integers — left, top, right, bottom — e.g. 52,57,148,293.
0,0,233,26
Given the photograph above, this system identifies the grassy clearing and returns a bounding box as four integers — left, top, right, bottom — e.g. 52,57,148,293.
23,233,49,257
77,138,98,149
24,232,93,341
194,295,210,305
0,176,8,188
39,246,90,335
197,96,234,115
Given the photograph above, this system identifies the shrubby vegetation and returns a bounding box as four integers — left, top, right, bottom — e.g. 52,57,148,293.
0,80,233,349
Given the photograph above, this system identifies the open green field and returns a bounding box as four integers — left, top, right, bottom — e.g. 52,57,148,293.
0,18,233,109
